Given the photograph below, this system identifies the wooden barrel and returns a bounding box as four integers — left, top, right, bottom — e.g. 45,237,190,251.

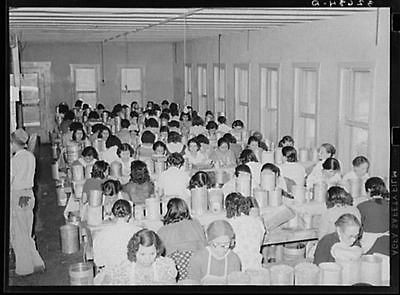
60,224,79,254
69,262,94,285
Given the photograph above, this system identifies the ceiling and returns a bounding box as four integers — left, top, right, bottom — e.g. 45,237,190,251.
9,7,376,43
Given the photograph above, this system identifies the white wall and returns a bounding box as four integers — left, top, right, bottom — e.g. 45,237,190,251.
174,9,390,178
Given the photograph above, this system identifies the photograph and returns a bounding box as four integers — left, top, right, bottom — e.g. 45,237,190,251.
6,2,396,291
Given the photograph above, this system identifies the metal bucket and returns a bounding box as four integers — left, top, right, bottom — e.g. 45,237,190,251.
191,187,208,216
245,268,270,285
269,188,282,207
71,164,84,181
227,271,251,285
60,224,80,254
270,265,294,285
274,148,283,164
145,197,161,220
235,173,251,197
336,259,361,285
313,182,328,203
294,262,319,285
69,262,94,285
56,185,68,206
283,242,306,261
87,205,103,226
114,116,121,133
88,190,103,207
110,161,122,178
260,172,276,192
72,181,84,199
208,188,224,213
253,188,268,209
85,164,93,179
52,144,59,159
52,161,60,180
319,262,342,285
360,255,382,286
66,144,80,164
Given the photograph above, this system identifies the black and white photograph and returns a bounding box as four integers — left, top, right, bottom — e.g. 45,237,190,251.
6,1,398,290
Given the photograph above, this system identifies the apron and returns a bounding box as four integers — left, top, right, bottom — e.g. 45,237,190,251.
10,188,45,275
360,231,390,254
201,247,229,285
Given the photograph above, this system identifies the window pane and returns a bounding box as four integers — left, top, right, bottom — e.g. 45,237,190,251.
260,68,267,109
202,68,207,96
300,70,317,114
238,105,248,127
23,104,40,126
240,69,248,103
350,127,368,159
76,68,96,91
234,68,239,100
298,117,316,148
214,66,218,100
121,68,141,91
220,68,225,98
77,92,97,108
352,71,371,123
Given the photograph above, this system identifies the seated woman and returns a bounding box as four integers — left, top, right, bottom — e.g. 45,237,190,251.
78,146,98,168
308,157,343,190
187,220,241,285
342,156,370,199
189,115,207,138
93,199,141,270
357,177,389,254
123,160,155,205
180,111,192,137
206,121,219,150
157,198,207,281
184,138,207,167
279,146,306,188
158,126,169,145
117,143,135,185
251,131,269,151
225,193,266,271
306,143,338,189
196,134,214,164
231,120,246,144
71,127,90,152
210,138,237,168
102,179,123,220
277,135,294,148
247,135,267,164
239,149,262,191
153,140,168,157
313,213,362,265
137,130,156,160
95,229,177,285
100,135,122,165
156,153,191,198
166,131,185,155
223,133,242,165
318,186,361,239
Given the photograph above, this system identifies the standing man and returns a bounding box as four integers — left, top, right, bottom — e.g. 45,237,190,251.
10,128,45,276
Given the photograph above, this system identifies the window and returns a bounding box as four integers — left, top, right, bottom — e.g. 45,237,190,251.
234,64,249,127
70,64,100,108
121,67,143,106
197,64,207,117
338,66,373,172
213,64,226,115
184,64,192,107
293,64,319,149
260,65,279,144
21,72,40,127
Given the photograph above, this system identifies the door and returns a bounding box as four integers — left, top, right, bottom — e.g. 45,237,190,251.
21,62,51,142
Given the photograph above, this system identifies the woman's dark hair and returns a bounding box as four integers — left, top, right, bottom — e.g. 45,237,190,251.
117,143,134,157
187,138,201,150
247,136,260,146
162,198,192,225
97,103,105,110
112,104,123,116
192,116,204,126
153,103,161,112
69,122,84,132
170,109,179,117
167,152,185,167
161,100,169,106
130,111,139,119
205,110,214,118
91,123,105,134
282,146,298,162
72,128,87,141
130,160,151,184
121,119,130,129
130,101,138,109
217,137,230,149
82,103,90,111
160,112,170,122
167,131,182,143
223,133,237,144
232,120,244,129
141,130,156,144
247,197,259,209
168,120,180,129
127,229,165,262
239,149,258,164
206,121,218,130
102,179,123,196
217,116,227,124
82,146,99,159
145,118,159,128
189,171,211,189
58,104,69,114
278,135,294,148
261,163,281,176
169,102,178,112
153,140,167,152
88,111,100,120
234,164,251,177
320,143,336,157
365,177,389,201
322,157,341,171
98,126,112,139
352,156,370,168
75,100,84,108
105,135,122,149
64,110,75,121
334,213,361,229
160,126,169,134
326,186,353,209
196,134,209,145
180,111,191,121
225,192,250,218
91,160,110,179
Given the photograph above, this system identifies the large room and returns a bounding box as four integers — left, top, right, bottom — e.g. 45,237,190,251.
8,7,391,287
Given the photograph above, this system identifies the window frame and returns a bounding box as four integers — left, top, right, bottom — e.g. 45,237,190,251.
70,64,100,108
233,63,250,128
184,63,192,107
197,63,208,117
213,63,226,115
293,63,320,149
118,64,145,106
